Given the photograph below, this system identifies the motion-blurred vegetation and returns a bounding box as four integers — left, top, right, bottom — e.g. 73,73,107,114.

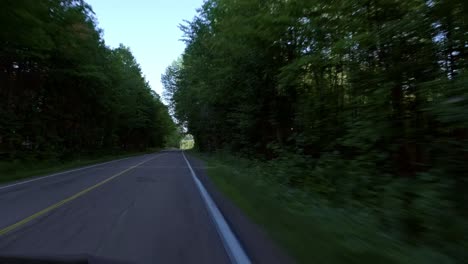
199,152,467,264
164,0,468,262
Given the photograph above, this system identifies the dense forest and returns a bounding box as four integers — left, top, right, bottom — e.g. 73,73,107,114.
0,0,177,161
163,0,467,262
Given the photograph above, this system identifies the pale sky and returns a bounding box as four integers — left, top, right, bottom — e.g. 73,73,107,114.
86,0,204,96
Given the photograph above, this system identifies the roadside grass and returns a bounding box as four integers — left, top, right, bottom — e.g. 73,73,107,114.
191,151,453,264
0,150,159,184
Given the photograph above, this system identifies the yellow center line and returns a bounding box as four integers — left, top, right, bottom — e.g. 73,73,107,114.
0,154,161,237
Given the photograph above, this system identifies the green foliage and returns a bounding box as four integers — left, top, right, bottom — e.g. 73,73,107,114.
198,152,462,264
0,0,177,162
180,134,195,150
165,0,468,262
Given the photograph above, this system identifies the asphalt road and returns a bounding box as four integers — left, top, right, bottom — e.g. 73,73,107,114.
0,151,232,264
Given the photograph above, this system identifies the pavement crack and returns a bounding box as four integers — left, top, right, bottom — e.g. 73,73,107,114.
94,199,134,254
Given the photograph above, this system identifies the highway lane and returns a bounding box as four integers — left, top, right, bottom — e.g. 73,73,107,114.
0,151,231,263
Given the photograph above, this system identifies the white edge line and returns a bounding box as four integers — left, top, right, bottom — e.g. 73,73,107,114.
182,151,251,264
0,153,152,191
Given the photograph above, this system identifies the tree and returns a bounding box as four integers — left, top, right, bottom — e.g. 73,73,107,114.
163,0,468,261
0,0,176,159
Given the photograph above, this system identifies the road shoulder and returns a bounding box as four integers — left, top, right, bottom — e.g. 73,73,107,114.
185,153,295,264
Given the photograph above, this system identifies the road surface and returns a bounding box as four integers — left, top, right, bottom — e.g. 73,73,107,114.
0,151,236,263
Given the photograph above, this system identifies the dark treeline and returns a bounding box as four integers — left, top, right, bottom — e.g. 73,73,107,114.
1,0,177,160
164,0,467,261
